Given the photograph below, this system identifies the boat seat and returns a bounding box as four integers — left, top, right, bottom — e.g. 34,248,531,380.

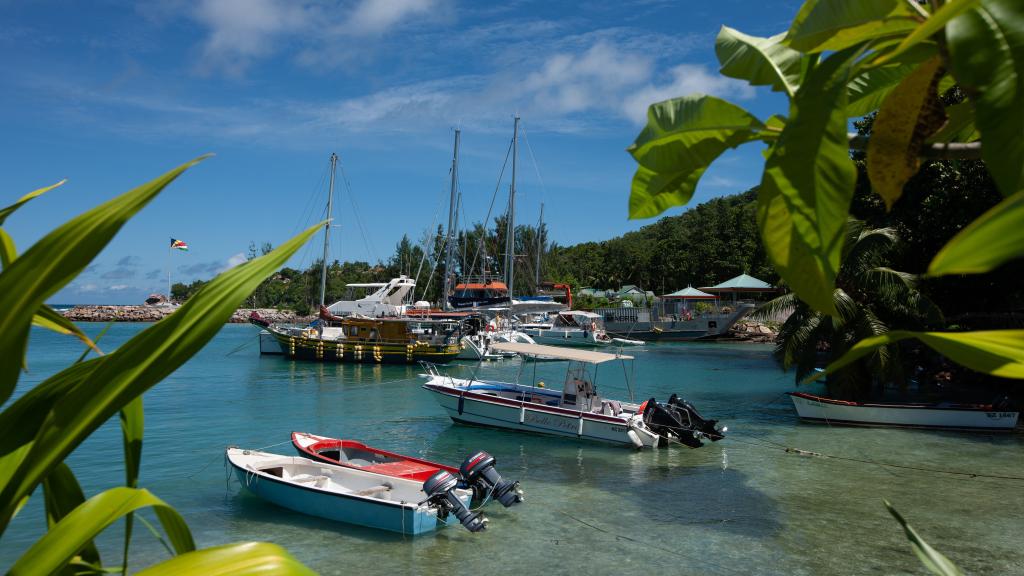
290,474,329,488
354,484,393,499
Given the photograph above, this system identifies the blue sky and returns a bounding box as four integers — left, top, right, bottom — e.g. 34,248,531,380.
2,0,799,304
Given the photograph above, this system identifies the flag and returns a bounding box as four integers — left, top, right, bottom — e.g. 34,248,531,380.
170,238,189,251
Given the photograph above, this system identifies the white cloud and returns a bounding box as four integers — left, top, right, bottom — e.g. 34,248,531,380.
348,0,436,36
109,284,134,291
194,0,313,75
224,252,248,270
521,42,652,115
621,64,755,125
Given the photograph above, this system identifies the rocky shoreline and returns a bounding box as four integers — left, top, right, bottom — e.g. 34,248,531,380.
60,305,313,324
726,320,778,343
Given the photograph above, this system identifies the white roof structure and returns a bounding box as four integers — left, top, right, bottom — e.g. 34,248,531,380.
489,342,633,363
560,310,601,318
663,286,717,299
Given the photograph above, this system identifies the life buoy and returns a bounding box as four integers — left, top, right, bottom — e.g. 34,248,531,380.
486,324,496,333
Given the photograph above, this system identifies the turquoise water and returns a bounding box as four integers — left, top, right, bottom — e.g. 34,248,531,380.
4,323,1023,575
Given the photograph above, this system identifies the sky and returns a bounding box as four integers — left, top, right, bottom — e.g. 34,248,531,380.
1,0,800,304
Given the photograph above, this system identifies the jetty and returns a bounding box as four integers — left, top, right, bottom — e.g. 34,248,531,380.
60,305,312,324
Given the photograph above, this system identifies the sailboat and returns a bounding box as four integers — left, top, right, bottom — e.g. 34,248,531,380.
447,118,564,317
251,153,463,364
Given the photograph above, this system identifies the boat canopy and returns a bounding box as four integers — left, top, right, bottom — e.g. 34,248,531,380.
489,342,633,364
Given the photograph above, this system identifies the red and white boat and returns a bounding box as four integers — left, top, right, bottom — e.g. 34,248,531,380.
291,432,458,482
788,392,1019,431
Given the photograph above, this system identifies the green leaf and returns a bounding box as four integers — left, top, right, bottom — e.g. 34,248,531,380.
785,0,920,53
866,56,946,209
928,190,1024,275
877,0,982,64
885,501,965,576
0,223,321,534
927,101,980,143
0,180,65,226
806,329,1024,383
947,0,1024,196
0,228,15,269
134,542,316,576
758,49,859,315
629,165,706,219
0,157,209,407
42,464,101,571
627,95,766,219
846,42,938,117
9,487,194,576
120,396,144,575
32,305,102,356
716,26,803,97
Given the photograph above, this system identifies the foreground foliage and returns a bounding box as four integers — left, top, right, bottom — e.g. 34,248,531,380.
755,220,940,399
628,0,1022,571
628,0,1024,381
0,161,316,574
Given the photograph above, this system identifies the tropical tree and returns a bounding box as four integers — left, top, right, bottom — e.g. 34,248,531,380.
627,0,1024,387
627,1,1022,571
0,159,315,574
756,220,941,399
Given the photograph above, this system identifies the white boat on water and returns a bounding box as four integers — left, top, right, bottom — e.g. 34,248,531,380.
226,447,485,534
421,342,725,448
522,311,644,347
788,392,1020,431
326,275,417,318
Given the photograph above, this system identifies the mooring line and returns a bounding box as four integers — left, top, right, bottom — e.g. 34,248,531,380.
727,432,1024,482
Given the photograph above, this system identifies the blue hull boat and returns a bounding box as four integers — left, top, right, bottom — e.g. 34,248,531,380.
226,448,474,535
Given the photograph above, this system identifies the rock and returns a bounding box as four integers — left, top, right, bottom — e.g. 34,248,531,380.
60,305,313,324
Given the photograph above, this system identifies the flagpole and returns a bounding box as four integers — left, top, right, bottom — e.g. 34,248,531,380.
167,242,171,302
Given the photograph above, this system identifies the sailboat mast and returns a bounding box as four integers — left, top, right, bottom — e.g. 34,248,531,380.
443,129,460,311
505,115,519,295
319,152,337,308
535,202,544,292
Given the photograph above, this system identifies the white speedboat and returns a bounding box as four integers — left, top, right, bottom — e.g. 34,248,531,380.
326,275,417,318
226,447,485,534
789,392,1020,431
421,342,725,448
522,311,644,347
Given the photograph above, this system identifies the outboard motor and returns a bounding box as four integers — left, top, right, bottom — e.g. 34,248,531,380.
423,470,487,532
642,394,727,448
460,451,523,508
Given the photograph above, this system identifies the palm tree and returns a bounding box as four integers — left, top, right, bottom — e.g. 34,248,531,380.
754,220,943,400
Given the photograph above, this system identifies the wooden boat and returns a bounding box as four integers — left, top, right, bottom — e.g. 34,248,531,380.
226,447,483,534
421,342,726,448
250,311,462,364
291,432,458,482
788,392,1020,431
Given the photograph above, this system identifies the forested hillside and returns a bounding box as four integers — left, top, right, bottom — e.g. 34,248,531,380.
172,188,773,312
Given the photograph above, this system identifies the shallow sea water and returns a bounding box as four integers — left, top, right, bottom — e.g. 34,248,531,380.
4,323,1023,575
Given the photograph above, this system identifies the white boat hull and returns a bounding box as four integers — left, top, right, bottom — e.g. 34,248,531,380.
789,393,1019,431
422,378,659,447
226,448,468,535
